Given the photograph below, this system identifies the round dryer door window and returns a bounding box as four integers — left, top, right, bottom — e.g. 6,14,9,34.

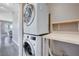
23,40,35,56
24,4,35,26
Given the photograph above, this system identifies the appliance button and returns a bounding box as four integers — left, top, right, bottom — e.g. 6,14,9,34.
31,37,36,40
27,36,29,38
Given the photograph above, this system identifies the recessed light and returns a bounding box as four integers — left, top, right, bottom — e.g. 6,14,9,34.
0,6,5,9
5,3,10,6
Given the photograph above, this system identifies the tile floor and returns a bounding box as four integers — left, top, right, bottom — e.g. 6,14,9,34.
0,37,19,56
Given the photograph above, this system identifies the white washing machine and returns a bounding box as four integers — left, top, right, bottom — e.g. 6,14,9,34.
23,34,42,56
23,3,49,35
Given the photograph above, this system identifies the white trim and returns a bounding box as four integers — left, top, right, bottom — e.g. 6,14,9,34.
78,22,79,31
12,39,19,47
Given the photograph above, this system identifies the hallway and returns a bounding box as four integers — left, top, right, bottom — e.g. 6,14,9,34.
0,21,19,56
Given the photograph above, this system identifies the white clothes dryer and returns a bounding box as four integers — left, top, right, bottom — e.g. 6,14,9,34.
23,3,49,35
23,34,42,56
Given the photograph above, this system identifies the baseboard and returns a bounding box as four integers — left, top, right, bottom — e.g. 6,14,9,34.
12,39,19,47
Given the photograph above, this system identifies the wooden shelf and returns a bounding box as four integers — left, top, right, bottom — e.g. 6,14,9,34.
51,19,79,32
52,19,79,24
52,22,78,32
43,31,79,45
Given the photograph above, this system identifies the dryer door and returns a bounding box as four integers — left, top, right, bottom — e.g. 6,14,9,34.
24,4,35,26
23,40,35,56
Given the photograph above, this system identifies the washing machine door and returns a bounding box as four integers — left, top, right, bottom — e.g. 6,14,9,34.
24,3,35,26
23,40,35,56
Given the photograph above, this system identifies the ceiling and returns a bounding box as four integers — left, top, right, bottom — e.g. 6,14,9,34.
0,3,18,13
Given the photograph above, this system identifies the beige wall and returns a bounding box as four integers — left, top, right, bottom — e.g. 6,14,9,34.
49,3,79,21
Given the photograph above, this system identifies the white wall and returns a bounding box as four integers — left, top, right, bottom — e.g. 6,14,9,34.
12,7,19,46
49,3,79,56
12,3,23,56
0,22,1,47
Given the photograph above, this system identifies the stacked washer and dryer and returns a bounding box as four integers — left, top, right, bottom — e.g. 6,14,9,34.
23,3,49,56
